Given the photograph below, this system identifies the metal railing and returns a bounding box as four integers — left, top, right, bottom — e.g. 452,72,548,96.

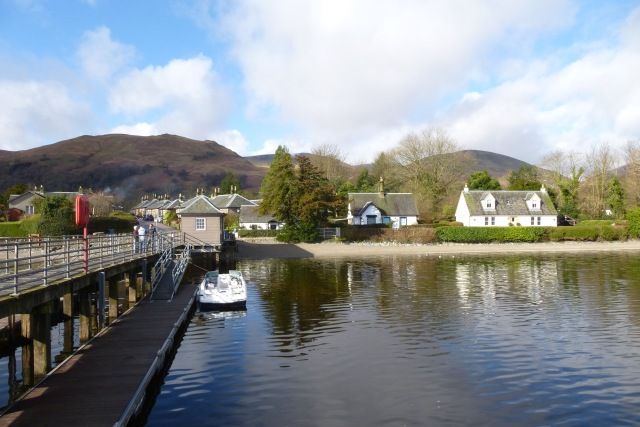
0,231,181,296
170,243,192,300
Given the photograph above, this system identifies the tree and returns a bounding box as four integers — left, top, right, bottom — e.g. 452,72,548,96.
624,140,640,205
355,168,376,192
220,172,241,194
582,143,617,217
259,146,298,223
390,128,466,217
310,143,350,183
468,170,501,190
370,152,401,192
541,150,584,218
295,155,337,225
507,165,541,190
35,196,76,236
607,176,625,219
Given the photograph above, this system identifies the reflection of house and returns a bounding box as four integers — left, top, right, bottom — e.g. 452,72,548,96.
177,195,225,245
8,188,80,217
239,205,283,230
210,194,256,214
455,184,557,227
347,179,418,226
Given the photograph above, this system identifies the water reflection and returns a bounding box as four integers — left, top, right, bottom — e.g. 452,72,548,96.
147,253,640,426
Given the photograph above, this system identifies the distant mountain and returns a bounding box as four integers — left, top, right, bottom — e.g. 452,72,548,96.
0,134,265,205
457,150,532,179
245,152,312,168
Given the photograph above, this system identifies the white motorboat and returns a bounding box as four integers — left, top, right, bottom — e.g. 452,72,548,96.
198,270,247,309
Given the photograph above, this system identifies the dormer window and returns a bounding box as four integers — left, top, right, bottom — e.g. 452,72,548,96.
532,202,537,209
486,201,492,208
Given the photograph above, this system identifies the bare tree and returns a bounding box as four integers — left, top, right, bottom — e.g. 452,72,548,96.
390,128,467,218
581,143,617,217
624,140,640,205
541,150,584,217
310,143,350,183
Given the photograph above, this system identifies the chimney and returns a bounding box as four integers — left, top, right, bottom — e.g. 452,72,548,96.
378,177,385,197
540,184,547,193
179,193,183,201
39,184,44,194
464,183,469,193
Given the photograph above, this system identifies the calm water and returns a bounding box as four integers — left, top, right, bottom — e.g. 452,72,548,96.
145,253,640,426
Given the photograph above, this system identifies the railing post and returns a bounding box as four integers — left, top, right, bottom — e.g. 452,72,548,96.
99,236,104,269
65,239,70,278
43,241,49,286
13,244,19,295
28,237,32,269
97,272,105,330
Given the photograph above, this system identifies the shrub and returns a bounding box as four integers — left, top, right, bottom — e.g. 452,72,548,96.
436,227,547,243
578,219,614,226
21,215,41,235
0,221,25,237
548,225,626,242
238,229,279,238
627,208,640,238
277,222,319,243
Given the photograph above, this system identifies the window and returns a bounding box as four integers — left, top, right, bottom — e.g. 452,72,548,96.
485,217,489,225
486,201,492,208
251,224,258,230
269,222,277,230
511,217,515,223
382,216,391,225
366,215,377,225
400,217,407,226
195,217,206,230
530,217,534,225
26,205,34,215
537,216,541,225
532,202,537,208
491,217,495,225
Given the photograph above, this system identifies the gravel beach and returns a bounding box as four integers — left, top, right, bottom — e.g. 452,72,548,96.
237,238,640,259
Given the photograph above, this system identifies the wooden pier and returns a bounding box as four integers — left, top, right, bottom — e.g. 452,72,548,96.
0,280,198,426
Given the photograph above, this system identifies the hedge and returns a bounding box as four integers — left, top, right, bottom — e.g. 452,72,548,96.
87,216,137,234
238,229,279,238
548,225,627,242
578,219,614,226
436,226,548,243
0,222,25,237
341,225,437,243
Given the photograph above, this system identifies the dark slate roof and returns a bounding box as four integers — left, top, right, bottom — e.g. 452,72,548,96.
7,191,44,205
178,195,223,215
463,190,557,216
211,194,256,209
348,193,419,216
163,199,182,209
239,205,278,224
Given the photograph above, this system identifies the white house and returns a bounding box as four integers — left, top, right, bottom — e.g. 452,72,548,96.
347,179,419,227
239,205,283,230
455,184,558,227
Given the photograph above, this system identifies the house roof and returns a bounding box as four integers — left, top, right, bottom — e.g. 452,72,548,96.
163,199,182,209
211,194,256,209
463,190,557,216
239,205,278,224
7,191,44,206
178,195,223,215
348,192,419,217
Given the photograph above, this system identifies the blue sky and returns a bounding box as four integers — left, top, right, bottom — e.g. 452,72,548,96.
1,0,639,163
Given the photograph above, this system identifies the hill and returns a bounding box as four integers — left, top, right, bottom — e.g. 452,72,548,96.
456,149,532,179
245,152,312,168
0,134,265,205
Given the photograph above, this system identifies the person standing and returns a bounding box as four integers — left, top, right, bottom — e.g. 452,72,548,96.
148,223,157,251
133,224,140,253
138,224,146,252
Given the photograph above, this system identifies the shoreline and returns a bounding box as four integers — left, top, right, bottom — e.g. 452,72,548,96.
237,238,640,260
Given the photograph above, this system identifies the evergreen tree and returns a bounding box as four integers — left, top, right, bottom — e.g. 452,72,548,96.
295,155,337,225
468,170,501,190
35,196,76,236
220,172,240,194
507,165,541,190
607,176,625,219
259,146,297,223
355,168,376,192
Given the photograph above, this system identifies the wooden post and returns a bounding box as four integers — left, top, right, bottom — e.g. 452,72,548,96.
136,273,143,301
79,289,91,343
63,289,74,318
33,302,52,379
127,271,137,306
108,276,119,323
21,313,34,386
142,259,150,296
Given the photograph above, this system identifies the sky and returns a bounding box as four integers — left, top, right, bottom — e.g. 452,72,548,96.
0,0,639,164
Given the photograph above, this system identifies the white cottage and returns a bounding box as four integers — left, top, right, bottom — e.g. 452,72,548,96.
347,179,418,227
239,205,283,230
455,184,558,227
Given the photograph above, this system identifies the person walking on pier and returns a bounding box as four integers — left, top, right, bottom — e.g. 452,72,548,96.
149,223,157,251
133,224,140,253
138,224,146,252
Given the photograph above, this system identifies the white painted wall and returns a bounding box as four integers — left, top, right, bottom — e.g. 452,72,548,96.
240,221,282,230
350,204,417,226
455,193,470,226
468,215,557,227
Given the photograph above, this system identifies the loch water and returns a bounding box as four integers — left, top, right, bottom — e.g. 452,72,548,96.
145,253,640,426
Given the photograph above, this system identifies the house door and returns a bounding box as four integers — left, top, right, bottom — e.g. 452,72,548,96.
366,215,377,224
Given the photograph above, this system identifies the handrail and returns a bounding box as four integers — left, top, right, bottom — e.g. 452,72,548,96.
0,231,181,297
170,243,191,301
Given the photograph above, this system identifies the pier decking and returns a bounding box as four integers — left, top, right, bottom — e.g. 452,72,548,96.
0,281,197,426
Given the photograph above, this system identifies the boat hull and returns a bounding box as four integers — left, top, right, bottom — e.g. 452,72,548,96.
198,300,247,311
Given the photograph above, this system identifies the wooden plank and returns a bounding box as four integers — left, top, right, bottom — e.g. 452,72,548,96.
0,282,196,427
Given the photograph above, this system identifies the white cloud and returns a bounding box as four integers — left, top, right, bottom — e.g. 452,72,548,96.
252,137,312,157
208,129,249,155
0,80,90,150
109,55,230,139
444,7,640,162
219,0,574,137
110,122,157,136
77,26,135,81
